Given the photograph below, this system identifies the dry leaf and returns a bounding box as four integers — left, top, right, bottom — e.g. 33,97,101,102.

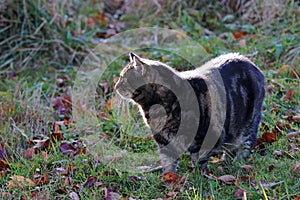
93,12,109,25
262,132,277,143
8,175,35,189
217,175,236,184
286,89,294,101
69,191,80,200
36,172,50,186
162,172,179,184
273,150,283,156
291,161,300,173
104,187,121,200
234,188,249,198
241,165,254,172
239,39,247,47
23,147,35,160
0,159,9,170
232,30,247,39
286,132,300,139
83,176,97,188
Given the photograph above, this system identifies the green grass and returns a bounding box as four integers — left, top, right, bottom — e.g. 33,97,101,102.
0,0,300,199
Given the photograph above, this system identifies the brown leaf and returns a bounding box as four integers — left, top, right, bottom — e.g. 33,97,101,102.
36,172,50,186
162,172,179,184
59,142,76,156
32,138,50,149
93,12,109,25
23,147,35,160
210,156,224,163
262,132,277,143
286,131,300,139
234,188,249,198
286,89,294,101
104,187,121,200
8,175,35,189
52,95,72,116
251,180,281,190
241,165,254,172
268,165,275,172
217,174,236,184
166,191,178,198
51,133,64,142
83,176,97,188
0,158,9,170
291,161,300,174
128,175,145,182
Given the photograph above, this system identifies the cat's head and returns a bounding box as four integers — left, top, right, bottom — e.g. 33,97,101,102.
114,52,150,99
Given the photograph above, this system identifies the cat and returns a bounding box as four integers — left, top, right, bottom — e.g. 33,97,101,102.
114,52,265,174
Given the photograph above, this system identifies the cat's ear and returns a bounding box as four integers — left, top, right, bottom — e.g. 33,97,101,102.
129,52,146,75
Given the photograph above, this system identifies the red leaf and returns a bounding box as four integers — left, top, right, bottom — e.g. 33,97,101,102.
262,132,277,143
231,30,247,39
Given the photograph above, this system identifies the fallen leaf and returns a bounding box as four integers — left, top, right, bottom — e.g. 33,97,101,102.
286,132,300,139
268,165,275,172
69,191,80,200
93,12,109,25
251,180,282,190
8,175,35,189
36,172,50,186
59,142,76,156
291,161,300,173
217,175,236,184
166,191,178,198
239,39,247,47
234,188,249,198
273,150,283,156
128,175,145,182
104,187,121,200
290,142,298,152
210,156,224,163
162,172,179,184
232,30,247,39
286,89,294,101
241,165,254,172
23,147,35,160
83,176,97,188
32,138,50,149
0,159,9,170
262,132,277,143
52,95,72,117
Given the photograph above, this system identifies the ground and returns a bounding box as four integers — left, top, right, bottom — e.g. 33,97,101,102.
0,0,299,199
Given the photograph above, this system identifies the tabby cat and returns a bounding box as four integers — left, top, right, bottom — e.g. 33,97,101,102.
114,52,265,174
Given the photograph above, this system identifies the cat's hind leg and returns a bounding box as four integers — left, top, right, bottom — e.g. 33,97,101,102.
234,114,260,160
